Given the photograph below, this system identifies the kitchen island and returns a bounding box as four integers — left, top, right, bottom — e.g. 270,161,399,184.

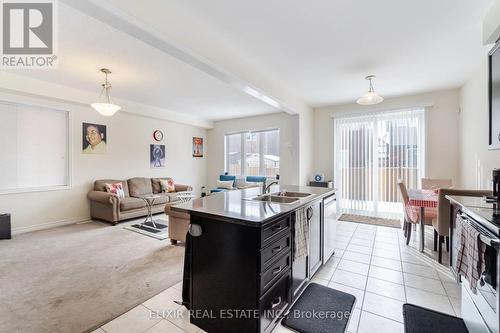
173,185,336,333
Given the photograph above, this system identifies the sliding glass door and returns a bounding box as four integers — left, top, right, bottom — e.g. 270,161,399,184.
334,108,425,218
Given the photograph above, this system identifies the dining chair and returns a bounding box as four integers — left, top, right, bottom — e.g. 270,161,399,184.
421,178,453,190
397,180,435,247
433,188,491,264
421,178,452,259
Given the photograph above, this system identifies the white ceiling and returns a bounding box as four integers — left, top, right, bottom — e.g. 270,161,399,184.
8,3,277,122
7,0,495,123
172,0,494,107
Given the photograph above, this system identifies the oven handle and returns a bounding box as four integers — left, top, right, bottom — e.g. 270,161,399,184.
459,213,500,249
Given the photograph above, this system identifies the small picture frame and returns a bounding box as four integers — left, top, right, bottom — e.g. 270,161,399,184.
150,144,166,168
82,122,107,154
193,137,203,157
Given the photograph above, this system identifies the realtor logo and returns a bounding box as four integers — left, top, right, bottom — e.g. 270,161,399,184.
1,0,57,68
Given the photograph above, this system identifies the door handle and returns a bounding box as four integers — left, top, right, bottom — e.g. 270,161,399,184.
271,297,282,309
307,207,313,220
272,246,282,253
188,224,202,237
272,224,283,232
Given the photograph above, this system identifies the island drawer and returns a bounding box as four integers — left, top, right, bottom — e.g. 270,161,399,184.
261,233,291,271
262,216,291,245
260,253,291,294
260,271,291,333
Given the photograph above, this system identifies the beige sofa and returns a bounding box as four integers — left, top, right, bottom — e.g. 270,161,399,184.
87,177,192,224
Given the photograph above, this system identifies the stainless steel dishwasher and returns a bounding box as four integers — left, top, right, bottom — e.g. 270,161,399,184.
323,193,337,262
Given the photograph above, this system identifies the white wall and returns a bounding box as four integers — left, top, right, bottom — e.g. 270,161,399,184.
0,91,207,233
459,59,500,189
298,109,315,185
206,112,299,188
313,89,461,186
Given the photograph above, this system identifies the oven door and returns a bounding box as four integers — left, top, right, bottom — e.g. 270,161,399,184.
455,213,499,333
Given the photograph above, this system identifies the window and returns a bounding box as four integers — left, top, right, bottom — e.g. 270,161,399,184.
225,129,279,178
226,133,242,176
0,101,70,193
245,132,260,176
334,108,425,218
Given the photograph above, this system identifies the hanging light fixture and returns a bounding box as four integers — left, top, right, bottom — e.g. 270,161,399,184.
356,75,384,105
91,68,121,116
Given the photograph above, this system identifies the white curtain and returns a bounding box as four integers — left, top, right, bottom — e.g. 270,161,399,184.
334,108,425,218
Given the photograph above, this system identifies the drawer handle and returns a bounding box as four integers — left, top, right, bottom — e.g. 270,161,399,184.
272,246,282,253
271,297,282,309
272,266,282,275
272,224,283,232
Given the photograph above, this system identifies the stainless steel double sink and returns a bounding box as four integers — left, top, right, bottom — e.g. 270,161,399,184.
244,191,313,205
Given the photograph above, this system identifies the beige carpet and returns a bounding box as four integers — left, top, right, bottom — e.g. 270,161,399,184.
338,213,401,228
0,218,184,333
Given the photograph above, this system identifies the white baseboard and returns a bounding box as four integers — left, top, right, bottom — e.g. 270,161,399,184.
12,216,91,235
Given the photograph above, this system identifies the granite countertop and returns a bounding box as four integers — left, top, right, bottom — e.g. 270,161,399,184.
446,195,496,210
172,185,335,225
446,195,500,234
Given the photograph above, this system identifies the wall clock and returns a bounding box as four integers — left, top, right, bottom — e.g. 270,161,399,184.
153,130,164,142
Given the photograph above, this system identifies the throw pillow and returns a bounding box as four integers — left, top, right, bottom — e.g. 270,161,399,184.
217,180,234,190
166,178,176,192
105,182,125,198
160,178,176,193
159,179,169,192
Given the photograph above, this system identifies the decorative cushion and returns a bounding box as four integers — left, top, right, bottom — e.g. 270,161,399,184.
236,179,261,189
216,180,234,190
105,182,125,198
160,178,176,193
151,177,168,193
219,175,236,186
246,176,267,183
95,179,129,197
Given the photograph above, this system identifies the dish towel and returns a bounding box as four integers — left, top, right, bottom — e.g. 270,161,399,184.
294,207,310,260
455,214,485,294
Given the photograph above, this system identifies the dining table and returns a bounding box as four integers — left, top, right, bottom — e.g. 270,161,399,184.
407,189,439,252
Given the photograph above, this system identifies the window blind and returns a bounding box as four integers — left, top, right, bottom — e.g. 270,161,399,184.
334,108,425,218
0,101,70,192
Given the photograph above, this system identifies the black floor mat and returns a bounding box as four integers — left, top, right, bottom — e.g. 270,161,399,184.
130,224,162,234
282,283,355,333
143,221,168,229
403,303,469,333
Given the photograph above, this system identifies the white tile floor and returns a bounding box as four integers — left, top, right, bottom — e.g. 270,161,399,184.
94,221,461,333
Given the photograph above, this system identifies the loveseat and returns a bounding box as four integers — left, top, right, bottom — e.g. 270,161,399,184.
87,177,192,224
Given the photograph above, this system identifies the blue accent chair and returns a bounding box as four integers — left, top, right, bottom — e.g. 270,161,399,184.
210,175,237,193
246,176,267,184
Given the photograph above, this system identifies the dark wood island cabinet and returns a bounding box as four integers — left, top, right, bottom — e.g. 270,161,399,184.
173,185,335,333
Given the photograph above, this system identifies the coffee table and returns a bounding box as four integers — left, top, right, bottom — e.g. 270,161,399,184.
137,195,167,230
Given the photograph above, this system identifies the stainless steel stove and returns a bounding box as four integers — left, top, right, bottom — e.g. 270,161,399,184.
450,196,500,235
448,196,499,333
